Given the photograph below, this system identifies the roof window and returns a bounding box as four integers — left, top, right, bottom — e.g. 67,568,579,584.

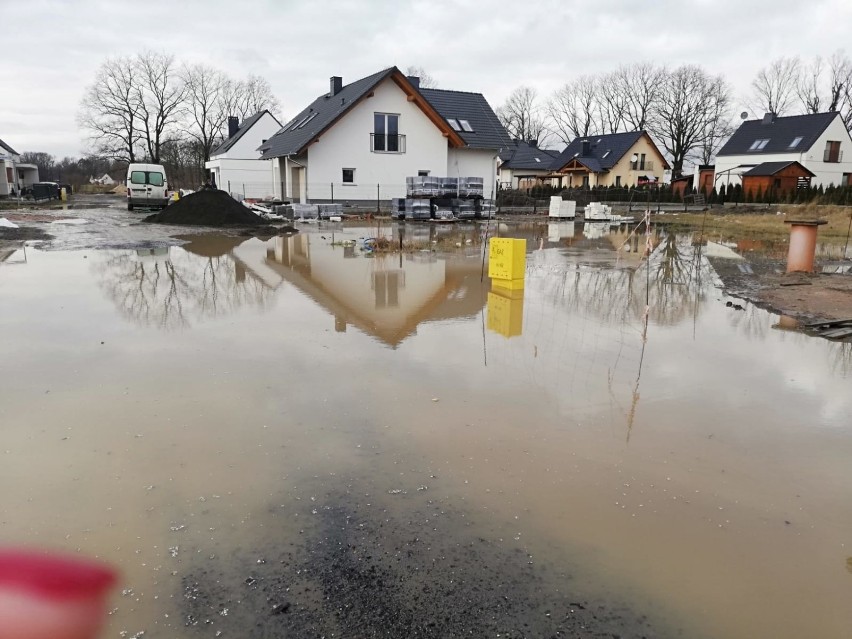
601,150,611,159
459,119,474,132
789,136,803,148
749,138,770,151
447,118,461,131
298,112,318,128
534,157,541,163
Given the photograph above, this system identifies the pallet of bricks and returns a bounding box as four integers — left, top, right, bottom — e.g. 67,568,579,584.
400,176,492,220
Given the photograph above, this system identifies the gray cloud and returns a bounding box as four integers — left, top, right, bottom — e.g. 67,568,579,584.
1,0,848,157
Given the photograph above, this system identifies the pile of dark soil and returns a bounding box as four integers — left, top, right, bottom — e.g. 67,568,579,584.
143,190,266,226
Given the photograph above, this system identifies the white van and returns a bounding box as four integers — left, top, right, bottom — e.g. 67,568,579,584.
126,163,169,211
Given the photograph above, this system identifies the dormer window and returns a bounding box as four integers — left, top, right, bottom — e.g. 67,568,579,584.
458,119,474,132
789,136,803,148
749,138,770,151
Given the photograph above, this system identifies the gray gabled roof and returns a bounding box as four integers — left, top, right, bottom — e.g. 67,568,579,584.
418,88,512,150
211,110,281,157
0,138,19,156
742,161,815,177
717,112,839,156
258,68,507,159
499,140,559,169
260,68,397,159
550,131,650,172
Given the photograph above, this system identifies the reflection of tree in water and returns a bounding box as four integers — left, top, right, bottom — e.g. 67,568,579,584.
829,341,852,376
533,231,716,328
97,239,276,329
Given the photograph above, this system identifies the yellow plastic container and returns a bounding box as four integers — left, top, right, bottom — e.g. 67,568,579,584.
488,238,526,284
487,285,524,338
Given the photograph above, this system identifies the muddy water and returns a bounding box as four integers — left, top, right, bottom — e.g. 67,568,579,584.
1,223,851,638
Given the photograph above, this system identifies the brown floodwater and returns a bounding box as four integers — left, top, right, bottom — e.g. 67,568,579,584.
1,221,851,638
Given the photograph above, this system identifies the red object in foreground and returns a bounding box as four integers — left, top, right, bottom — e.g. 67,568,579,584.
0,549,118,639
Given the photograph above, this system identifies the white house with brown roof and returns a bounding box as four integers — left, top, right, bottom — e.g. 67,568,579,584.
258,67,512,203
714,112,852,188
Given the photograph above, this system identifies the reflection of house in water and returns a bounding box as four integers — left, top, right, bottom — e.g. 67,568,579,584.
264,233,488,347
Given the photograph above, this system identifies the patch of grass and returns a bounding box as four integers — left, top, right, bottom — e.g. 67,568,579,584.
656,205,852,240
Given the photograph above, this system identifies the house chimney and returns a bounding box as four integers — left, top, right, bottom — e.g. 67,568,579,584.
581,139,591,156
407,75,420,89
762,112,776,125
228,116,239,138
527,139,537,148
330,76,343,96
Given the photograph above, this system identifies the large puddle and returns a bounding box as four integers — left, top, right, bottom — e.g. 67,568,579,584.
1,221,851,638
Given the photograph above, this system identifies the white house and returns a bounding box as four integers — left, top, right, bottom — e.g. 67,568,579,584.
89,173,117,186
497,140,560,189
258,67,512,203
205,110,282,199
0,138,39,196
714,112,852,188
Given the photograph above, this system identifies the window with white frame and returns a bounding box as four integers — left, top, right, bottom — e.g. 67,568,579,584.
749,138,770,151
342,168,355,184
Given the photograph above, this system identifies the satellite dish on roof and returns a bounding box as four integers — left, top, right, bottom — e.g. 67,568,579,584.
740,111,749,120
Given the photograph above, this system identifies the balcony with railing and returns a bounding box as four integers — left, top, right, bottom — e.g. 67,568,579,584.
630,160,654,171
371,133,406,153
823,149,843,163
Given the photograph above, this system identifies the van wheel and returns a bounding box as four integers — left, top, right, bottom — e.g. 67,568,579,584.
127,203,134,211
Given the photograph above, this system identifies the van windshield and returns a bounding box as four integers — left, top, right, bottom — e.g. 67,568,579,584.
130,171,165,186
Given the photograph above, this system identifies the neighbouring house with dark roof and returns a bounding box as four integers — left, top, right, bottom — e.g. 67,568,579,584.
0,137,39,197
547,131,669,188
714,112,852,188
204,110,282,198
258,67,511,202
497,140,560,189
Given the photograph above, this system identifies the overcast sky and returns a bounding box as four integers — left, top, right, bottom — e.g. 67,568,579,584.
2,0,850,158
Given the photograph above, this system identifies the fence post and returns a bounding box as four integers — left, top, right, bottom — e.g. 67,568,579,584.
228,180,231,193
376,183,380,215
330,182,334,203
243,183,246,200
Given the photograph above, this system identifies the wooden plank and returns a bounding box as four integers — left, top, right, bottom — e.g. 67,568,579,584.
821,327,852,339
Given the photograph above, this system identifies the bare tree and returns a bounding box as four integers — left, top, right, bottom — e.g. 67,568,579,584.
797,56,825,113
183,64,228,163
596,71,628,134
650,65,732,176
795,50,852,128
749,57,801,116
547,76,599,143
134,51,186,163
615,63,664,131
78,56,142,162
405,65,438,89
497,86,548,145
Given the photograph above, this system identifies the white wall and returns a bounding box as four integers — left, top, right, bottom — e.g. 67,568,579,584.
214,113,282,160
715,114,852,187
447,148,499,199
305,78,450,200
206,158,275,198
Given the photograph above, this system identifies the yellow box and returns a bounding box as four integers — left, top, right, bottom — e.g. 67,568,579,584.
491,277,525,291
488,238,526,282
487,287,524,338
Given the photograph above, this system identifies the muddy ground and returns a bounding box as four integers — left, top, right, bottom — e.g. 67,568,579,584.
179,488,666,639
709,253,852,326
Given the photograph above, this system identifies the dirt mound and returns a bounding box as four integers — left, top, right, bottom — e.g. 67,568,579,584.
143,189,266,226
